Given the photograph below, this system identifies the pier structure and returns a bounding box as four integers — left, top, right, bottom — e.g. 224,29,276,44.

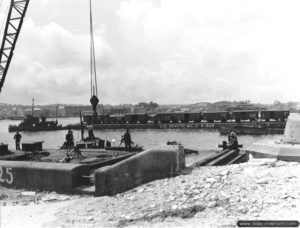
0,140,247,195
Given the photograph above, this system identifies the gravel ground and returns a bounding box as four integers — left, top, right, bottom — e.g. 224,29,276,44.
1,158,300,228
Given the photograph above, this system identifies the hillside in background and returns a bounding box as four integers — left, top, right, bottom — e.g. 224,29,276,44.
0,100,299,119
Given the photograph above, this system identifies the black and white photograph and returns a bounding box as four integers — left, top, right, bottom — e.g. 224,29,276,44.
0,0,299,227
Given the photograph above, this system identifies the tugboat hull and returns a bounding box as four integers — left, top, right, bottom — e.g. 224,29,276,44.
8,116,62,132
9,125,63,132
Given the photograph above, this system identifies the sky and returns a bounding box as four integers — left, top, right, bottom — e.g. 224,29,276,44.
0,0,300,105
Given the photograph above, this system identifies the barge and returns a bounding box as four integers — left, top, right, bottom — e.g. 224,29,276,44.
88,121,286,131
218,124,284,135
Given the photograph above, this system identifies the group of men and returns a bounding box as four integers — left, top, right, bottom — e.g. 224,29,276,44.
65,128,134,152
13,127,237,156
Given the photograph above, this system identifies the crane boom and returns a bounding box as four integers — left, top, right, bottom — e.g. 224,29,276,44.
0,0,30,92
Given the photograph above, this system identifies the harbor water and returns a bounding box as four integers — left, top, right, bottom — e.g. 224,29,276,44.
0,118,282,151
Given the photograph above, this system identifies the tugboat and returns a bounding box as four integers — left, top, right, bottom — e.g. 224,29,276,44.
8,115,63,132
8,99,63,132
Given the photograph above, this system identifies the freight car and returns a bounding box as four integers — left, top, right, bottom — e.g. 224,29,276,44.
125,113,149,124
153,113,178,123
83,113,110,124
261,110,289,122
82,109,290,125
82,114,91,124
172,112,186,123
108,114,125,124
202,111,230,123
231,110,258,122
182,112,202,123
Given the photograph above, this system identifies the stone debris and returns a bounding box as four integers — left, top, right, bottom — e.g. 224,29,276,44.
0,193,6,200
41,193,71,202
207,201,217,208
255,179,269,184
205,178,217,183
171,204,178,210
21,191,36,196
238,206,248,214
137,188,144,193
220,170,230,176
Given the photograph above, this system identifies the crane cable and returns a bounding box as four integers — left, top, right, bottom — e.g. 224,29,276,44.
89,0,99,121
90,0,98,98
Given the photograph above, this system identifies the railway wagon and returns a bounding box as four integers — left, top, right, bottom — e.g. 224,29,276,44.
82,112,93,124
153,113,178,123
97,114,110,124
125,113,149,124
261,110,289,122
173,113,186,123
108,114,125,124
183,112,202,123
202,111,230,123
232,110,258,122
83,114,110,124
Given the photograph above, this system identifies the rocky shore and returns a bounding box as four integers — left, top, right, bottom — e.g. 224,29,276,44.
1,158,299,227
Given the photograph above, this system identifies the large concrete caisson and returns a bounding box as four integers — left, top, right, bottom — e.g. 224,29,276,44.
95,145,185,196
0,161,89,192
246,113,300,162
283,113,300,143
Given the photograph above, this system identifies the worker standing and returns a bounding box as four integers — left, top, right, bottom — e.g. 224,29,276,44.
124,129,134,152
66,129,74,151
228,130,238,150
14,130,22,150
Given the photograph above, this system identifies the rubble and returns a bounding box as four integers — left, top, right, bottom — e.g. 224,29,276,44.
21,191,36,196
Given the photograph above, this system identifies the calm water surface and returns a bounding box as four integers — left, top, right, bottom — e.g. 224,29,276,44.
0,118,282,150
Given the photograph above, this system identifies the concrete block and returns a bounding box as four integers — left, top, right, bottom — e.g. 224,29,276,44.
22,141,44,151
0,161,89,192
95,145,185,196
0,144,8,155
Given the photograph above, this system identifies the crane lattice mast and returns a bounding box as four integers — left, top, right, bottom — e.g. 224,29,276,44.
0,0,30,92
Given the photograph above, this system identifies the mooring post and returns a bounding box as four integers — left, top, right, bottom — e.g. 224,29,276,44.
218,141,228,150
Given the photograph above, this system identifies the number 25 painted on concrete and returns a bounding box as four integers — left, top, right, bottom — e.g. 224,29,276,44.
0,167,13,184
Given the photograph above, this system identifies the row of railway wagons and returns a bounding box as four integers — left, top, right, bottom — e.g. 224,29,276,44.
83,110,290,125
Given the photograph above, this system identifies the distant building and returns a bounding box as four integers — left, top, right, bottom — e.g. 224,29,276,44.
180,108,190,112
132,106,147,113
64,105,103,117
41,108,50,117
58,106,66,117
235,103,256,110
154,107,172,113
103,107,130,115
65,106,93,117
24,108,41,116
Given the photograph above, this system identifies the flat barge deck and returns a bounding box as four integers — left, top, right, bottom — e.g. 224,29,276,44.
88,121,286,130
